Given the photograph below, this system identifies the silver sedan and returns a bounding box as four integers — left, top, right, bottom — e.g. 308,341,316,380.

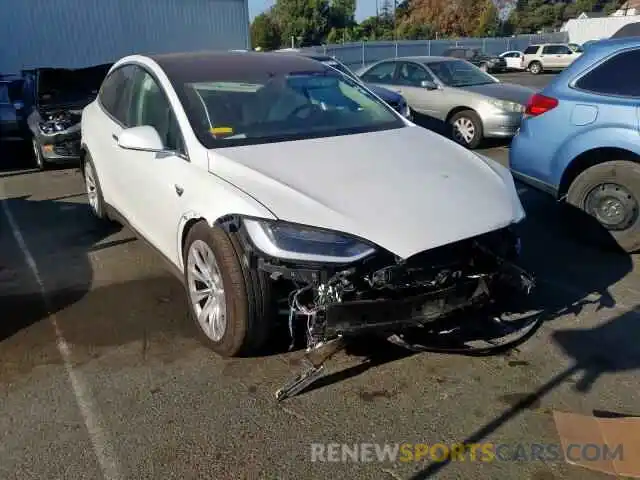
357,56,536,149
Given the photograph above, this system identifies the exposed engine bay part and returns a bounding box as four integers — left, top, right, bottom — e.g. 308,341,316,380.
26,63,111,166
228,219,537,401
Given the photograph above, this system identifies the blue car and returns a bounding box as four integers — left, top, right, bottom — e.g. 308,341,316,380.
275,50,412,119
509,37,640,252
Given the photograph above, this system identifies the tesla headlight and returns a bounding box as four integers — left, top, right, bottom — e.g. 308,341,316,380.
488,98,524,113
243,219,377,263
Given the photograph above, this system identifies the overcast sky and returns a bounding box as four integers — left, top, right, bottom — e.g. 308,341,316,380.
248,0,375,22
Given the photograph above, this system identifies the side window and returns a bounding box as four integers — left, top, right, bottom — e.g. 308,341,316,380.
450,50,465,59
574,49,640,97
397,62,434,87
524,46,538,55
129,69,184,153
98,65,136,125
360,62,397,84
557,46,573,55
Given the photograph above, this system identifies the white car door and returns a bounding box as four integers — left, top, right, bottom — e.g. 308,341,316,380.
505,52,523,70
89,65,137,214
118,67,192,261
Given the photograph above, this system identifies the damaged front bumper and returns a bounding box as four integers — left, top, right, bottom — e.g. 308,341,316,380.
28,109,82,163
230,218,536,400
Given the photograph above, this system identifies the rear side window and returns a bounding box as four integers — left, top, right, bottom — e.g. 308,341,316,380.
575,48,640,97
360,62,397,84
524,46,539,55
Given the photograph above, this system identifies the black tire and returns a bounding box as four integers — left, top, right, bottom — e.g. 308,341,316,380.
529,61,542,75
183,221,274,357
566,160,640,253
32,137,46,170
449,110,483,149
82,153,109,221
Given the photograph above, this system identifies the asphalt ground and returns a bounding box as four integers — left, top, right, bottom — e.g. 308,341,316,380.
1,70,639,480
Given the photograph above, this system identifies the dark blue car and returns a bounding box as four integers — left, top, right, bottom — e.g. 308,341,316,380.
275,50,412,120
509,37,640,252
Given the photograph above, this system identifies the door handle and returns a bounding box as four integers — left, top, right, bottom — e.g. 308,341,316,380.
175,185,184,196
112,133,118,142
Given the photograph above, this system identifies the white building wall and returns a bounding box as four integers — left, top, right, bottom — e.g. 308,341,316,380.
561,15,640,43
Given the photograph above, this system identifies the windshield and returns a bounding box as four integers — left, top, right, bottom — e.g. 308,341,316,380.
426,60,498,87
179,71,403,148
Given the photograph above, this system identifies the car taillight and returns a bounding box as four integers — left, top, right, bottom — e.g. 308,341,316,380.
524,93,558,117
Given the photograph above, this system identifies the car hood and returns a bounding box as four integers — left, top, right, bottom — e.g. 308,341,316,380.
207,126,524,259
36,63,111,111
366,84,402,103
458,82,535,104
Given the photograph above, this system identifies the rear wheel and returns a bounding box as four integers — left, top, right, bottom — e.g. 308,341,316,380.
183,221,275,357
450,110,483,149
529,61,542,75
566,160,640,253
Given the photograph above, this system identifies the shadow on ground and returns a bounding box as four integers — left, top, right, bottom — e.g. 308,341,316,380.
0,194,124,341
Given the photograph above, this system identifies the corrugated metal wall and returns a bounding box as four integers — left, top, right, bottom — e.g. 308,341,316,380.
0,0,249,74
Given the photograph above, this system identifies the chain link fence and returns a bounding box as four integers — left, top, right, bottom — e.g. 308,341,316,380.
298,32,569,70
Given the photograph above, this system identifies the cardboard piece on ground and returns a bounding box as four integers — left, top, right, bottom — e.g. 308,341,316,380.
553,410,640,478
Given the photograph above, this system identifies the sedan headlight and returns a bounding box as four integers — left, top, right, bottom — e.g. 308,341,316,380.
243,219,377,263
488,98,524,113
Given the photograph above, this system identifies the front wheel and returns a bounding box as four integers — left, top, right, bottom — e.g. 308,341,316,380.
32,137,45,170
449,110,483,149
83,154,109,221
566,160,640,253
183,221,275,357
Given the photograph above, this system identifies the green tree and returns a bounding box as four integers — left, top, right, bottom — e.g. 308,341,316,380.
272,0,331,47
474,0,499,37
250,12,281,50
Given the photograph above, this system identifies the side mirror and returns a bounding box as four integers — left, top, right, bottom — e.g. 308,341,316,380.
117,125,165,152
420,80,438,90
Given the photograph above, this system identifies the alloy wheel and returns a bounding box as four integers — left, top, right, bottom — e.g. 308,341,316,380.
84,162,99,215
453,117,476,146
187,240,227,342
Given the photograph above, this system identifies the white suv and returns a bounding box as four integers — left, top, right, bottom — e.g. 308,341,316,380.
521,44,582,75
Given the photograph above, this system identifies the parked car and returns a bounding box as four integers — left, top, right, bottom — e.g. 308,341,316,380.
26,63,111,169
521,43,582,75
442,47,507,73
510,37,640,253
499,50,525,70
274,49,412,119
357,56,535,149
0,77,26,140
81,51,533,389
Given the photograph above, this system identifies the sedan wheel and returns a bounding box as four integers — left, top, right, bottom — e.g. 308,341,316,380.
32,138,44,170
187,239,228,342
450,110,483,149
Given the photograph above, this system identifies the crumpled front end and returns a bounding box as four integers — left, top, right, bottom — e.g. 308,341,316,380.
229,215,536,400
29,108,83,161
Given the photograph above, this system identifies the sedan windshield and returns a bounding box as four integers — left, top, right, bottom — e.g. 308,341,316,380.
426,60,498,88
179,71,403,148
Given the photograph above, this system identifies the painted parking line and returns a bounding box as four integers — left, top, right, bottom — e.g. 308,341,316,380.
0,183,124,480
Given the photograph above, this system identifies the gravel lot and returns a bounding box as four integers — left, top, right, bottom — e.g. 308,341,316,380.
1,70,639,480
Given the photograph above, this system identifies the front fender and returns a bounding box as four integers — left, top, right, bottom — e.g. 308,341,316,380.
175,175,276,271
550,126,640,187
